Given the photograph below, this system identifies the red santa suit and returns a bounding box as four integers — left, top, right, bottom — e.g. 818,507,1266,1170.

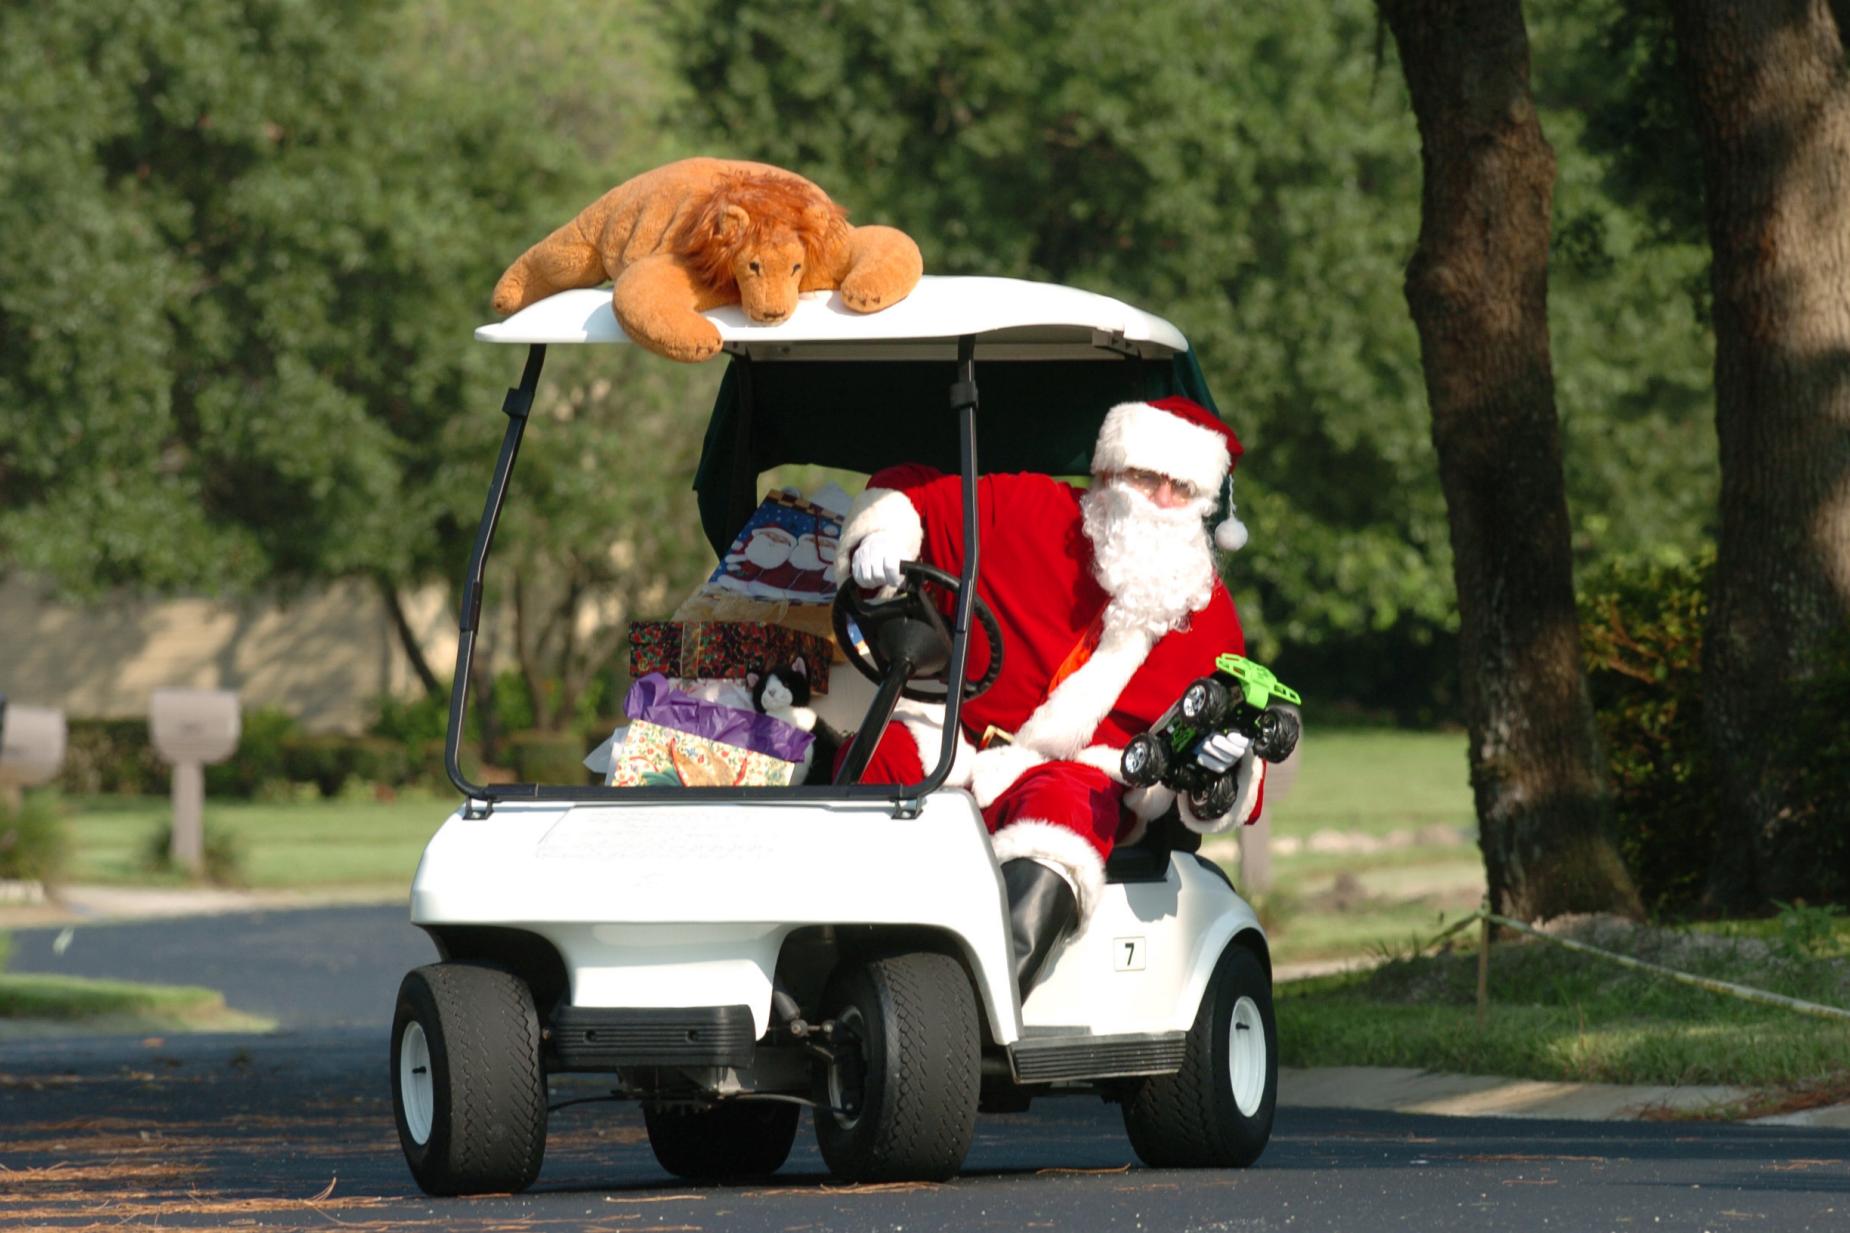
836,452,1267,924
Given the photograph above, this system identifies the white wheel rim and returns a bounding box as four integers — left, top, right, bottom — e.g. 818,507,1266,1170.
399,1021,435,1145
1228,995,1267,1117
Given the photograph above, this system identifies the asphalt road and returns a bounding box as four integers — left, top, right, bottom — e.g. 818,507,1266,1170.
5,902,432,1027
1,1028,1846,1232
3,907,1848,1230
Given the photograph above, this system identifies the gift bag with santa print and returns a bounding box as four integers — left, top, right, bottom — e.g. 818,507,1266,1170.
705,487,844,604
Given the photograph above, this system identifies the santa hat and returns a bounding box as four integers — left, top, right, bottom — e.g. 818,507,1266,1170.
1091,395,1250,551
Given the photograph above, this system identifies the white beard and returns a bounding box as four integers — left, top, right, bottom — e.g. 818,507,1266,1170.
1080,479,1217,639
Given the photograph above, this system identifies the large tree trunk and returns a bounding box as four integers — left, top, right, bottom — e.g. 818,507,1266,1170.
1668,1,1850,910
1379,0,1642,920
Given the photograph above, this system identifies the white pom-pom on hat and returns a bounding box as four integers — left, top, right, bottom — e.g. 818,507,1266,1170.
1093,395,1250,551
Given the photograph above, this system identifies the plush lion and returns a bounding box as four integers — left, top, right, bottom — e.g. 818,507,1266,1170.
491,158,923,362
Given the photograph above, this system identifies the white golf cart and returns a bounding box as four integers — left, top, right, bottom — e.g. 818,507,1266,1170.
391,276,1279,1194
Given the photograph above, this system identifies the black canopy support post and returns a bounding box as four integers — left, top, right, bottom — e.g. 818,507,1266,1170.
727,354,759,541
904,334,982,810
446,344,548,809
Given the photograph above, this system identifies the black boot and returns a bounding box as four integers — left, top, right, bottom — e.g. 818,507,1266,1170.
1001,858,1079,998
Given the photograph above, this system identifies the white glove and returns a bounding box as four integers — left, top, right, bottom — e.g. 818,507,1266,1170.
1195,729,1252,774
850,530,908,589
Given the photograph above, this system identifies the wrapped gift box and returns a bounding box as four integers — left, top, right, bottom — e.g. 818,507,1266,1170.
609,718,803,788
608,674,811,788
628,619,832,693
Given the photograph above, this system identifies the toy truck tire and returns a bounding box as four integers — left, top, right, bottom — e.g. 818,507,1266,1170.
391,962,548,1195
1121,942,1276,1168
1181,676,1233,727
1120,731,1170,788
1252,703,1301,763
1187,771,1239,821
814,951,980,1182
643,1099,801,1180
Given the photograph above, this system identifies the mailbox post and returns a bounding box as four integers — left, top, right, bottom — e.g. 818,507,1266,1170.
150,689,240,876
0,696,68,813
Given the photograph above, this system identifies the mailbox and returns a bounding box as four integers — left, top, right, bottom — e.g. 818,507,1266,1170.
150,689,241,766
0,698,67,788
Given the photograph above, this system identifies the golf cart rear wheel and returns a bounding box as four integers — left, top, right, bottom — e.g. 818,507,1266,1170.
391,962,547,1195
1121,942,1276,1168
815,951,980,1182
642,1100,800,1180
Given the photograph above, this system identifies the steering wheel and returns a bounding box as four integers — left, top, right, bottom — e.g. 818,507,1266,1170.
832,560,1004,703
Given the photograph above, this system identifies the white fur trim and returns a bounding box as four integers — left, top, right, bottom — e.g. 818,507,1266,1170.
1178,752,1265,835
1011,624,1155,759
892,699,975,788
1122,782,1176,822
969,743,1048,808
835,487,923,583
990,818,1107,926
1118,782,1178,848
1071,743,1128,783
1091,401,1231,497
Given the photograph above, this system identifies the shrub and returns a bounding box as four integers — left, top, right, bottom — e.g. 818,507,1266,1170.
0,792,70,886
205,707,299,799
1582,552,1850,916
280,734,412,798
1579,553,1718,917
57,719,164,795
139,818,245,885
505,730,592,786
370,690,455,749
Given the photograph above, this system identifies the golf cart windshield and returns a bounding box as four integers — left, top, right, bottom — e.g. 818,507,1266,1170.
454,276,1219,811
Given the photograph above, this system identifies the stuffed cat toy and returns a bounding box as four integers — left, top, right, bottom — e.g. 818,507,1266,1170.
747,658,845,784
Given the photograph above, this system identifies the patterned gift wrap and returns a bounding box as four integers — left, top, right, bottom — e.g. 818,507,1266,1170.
627,620,832,693
706,488,842,603
607,718,800,788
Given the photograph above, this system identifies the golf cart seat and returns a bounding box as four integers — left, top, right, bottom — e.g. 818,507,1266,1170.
1103,806,1207,883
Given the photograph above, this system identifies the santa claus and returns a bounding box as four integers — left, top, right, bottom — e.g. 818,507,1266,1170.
836,395,1269,996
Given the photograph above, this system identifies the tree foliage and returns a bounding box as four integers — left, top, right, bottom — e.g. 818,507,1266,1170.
665,0,1718,717
0,0,722,739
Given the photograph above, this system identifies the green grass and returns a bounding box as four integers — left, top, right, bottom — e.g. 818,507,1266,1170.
1277,919,1850,1094
63,791,454,888
0,971,268,1028
1263,726,1473,838
1195,726,1484,965
0,929,273,1033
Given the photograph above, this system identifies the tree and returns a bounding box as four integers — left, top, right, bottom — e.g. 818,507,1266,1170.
0,0,718,746
663,0,1731,723
1666,0,1850,908
1376,0,1641,919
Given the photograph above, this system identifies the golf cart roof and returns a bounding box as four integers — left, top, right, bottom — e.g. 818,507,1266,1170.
475,275,1190,360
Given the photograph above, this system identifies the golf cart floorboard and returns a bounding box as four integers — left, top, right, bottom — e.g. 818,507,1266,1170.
1008,1031,1188,1083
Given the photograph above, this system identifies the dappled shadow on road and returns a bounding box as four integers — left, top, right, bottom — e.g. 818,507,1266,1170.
1263,1106,1850,1196
2,1034,1846,1231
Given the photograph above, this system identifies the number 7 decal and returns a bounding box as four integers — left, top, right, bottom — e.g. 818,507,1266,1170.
1114,936,1146,972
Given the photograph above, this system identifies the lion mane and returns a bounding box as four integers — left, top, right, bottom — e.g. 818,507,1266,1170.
673,171,849,298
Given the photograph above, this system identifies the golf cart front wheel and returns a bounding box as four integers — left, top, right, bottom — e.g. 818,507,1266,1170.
391,962,548,1195
1121,942,1276,1168
815,951,980,1182
643,1100,800,1180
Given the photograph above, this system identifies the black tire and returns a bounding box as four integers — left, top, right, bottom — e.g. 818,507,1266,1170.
1122,942,1276,1168
643,1100,801,1180
814,951,980,1182
390,962,548,1195
1121,732,1170,788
